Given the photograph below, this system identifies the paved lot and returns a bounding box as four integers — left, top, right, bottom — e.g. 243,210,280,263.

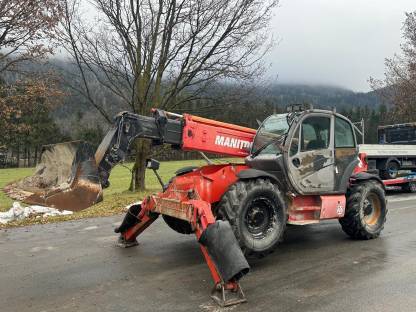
1,193,416,312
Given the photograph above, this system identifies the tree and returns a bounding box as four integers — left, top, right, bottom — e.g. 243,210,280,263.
370,11,416,122
0,0,63,74
0,77,65,166
60,0,278,191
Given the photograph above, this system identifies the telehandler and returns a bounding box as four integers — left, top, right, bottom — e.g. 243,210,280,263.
6,106,387,306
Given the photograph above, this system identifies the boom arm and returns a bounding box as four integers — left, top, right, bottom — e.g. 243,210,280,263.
95,109,256,187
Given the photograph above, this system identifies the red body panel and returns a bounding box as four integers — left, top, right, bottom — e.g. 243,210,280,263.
288,196,321,224
157,164,348,225
288,194,346,224
161,163,249,204
320,195,346,219
181,114,256,157
353,152,368,174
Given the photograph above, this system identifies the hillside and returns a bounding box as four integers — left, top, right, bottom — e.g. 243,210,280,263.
265,84,381,110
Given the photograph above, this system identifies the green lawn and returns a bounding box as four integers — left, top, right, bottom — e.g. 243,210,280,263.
0,158,239,227
0,167,34,211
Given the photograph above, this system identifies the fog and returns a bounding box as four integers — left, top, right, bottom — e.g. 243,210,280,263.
268,0,416,91
72,0,416,92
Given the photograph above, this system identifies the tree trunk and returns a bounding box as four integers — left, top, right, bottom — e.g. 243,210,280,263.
34,146,38,166
16,144,20,168
129,139,151,191
24,147,27,167
27,148,31,167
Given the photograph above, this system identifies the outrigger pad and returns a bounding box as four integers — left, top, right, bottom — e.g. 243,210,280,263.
199,220,250,282
4,141,103,211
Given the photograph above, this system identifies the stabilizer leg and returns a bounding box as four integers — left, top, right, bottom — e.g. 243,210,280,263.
115,201,158,247
191,200,249,307
199,244,248,306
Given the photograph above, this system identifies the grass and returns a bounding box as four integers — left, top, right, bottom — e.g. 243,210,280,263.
0,158,240,228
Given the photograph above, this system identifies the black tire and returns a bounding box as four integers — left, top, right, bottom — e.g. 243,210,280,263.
162,215,194,234
403,181,416,193
216,179,287,258
340,180,387,239
380,161,399,179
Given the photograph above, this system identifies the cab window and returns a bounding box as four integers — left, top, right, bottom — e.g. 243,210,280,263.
335,117,355,148
300,116,331,152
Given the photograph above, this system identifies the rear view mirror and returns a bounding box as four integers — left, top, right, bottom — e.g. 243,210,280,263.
146,158,160,170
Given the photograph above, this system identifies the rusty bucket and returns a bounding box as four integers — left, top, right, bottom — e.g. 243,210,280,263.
4,141,103,211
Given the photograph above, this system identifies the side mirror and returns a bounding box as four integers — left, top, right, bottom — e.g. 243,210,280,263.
146,158,160,170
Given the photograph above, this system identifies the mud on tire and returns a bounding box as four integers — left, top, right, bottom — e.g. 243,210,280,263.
340,180,387,239
216,179,287,258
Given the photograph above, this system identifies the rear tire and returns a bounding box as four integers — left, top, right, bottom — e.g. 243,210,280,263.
380,161,399,180
217,179,287,258
340,180,387,239
403,181,416,193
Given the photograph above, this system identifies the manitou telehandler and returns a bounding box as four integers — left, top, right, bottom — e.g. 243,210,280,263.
6,106,387,306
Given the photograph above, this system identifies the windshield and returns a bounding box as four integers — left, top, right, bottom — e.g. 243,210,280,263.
251,114,290,155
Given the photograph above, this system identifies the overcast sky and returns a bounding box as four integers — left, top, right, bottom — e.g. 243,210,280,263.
268,0,416,91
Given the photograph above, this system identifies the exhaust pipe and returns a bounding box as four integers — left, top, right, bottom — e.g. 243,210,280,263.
199,220,250,282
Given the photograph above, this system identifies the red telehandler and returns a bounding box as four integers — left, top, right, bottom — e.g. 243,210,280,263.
6,106,388,306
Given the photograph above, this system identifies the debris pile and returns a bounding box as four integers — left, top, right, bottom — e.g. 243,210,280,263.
0,202,73,224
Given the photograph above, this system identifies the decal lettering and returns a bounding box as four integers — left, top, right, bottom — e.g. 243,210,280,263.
214,135,252,150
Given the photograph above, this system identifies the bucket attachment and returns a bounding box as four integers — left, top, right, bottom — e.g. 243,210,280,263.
4,141,103,211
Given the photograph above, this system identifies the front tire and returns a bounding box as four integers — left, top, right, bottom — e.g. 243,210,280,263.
217,179,287,258
340,180,387,239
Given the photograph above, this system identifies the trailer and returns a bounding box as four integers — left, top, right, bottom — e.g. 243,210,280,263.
359,144,416,179
382,173,416,192
355,151,416,191
359,122,416,179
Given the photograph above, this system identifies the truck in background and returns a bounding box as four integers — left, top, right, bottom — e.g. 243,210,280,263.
358,122,416,181
378,122,416,144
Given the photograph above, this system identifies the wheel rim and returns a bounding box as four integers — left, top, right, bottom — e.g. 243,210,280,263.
363,193,382,226
245,197,277,239
388,163,398,178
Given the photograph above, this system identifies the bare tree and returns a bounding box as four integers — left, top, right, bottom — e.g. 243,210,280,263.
60,0,278,190
370,11,416,122
0,0,63,74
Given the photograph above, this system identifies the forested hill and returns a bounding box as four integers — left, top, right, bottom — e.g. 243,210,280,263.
54,81,382,126
265,84,381,110
4,60,384,146
51,80,384,146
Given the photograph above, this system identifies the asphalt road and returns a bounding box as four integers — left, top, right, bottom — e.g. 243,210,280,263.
1,193,416,312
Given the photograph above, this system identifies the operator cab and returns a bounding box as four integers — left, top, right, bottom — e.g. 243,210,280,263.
246,108,359,195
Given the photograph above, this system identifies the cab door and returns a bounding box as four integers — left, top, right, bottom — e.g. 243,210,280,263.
333,116,359,192
285,114,336,194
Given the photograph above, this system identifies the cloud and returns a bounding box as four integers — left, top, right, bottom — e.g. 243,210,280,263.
267,0,416,91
